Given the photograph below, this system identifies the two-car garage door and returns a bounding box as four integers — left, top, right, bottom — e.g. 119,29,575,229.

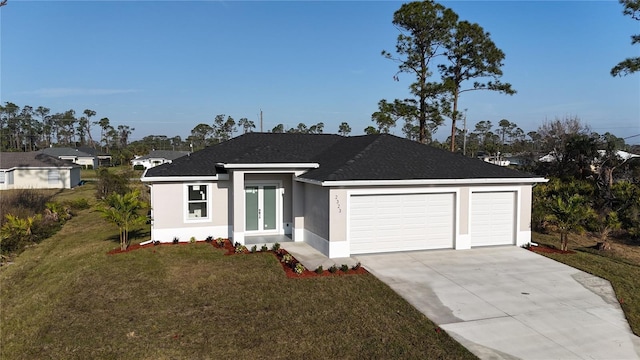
349,191,517,255
350,193,455,254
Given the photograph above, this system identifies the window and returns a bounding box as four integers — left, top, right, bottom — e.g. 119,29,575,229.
187,184,208,219
48,170,60,185
0,171,5,184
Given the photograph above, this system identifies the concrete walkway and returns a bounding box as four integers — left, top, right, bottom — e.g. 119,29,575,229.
281,242,359,270
357,247,640,360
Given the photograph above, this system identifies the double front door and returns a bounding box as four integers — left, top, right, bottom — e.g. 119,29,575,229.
245,184,278,233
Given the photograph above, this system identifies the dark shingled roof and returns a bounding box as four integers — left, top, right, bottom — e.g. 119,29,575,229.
144,133,536,180
1,152,79,169
136,150,190,161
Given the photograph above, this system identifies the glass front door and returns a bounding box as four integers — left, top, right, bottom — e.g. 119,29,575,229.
245,185,278,232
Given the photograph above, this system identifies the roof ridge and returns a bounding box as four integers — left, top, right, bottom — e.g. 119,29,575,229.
322,134,382,180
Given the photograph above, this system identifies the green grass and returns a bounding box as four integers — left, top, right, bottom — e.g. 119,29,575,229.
1,186,476,359
533,232,640,336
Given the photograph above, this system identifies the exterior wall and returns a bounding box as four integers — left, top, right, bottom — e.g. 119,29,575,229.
147,176,536,255
518,184,534,246
150,181,230,242
455,187,471,248
75,157,97,169
132,158,172,169
292,180,305,241
302,183,330,255
231,171,245,243
0,171,8,190
70,168,81,188
0,168,74,190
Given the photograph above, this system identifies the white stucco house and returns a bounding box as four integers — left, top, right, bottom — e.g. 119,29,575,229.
132,150,190,169
0,152,81,190
42,147,99,169
142,133,547,258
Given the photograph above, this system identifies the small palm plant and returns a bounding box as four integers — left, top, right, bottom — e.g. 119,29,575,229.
545,194,590,251
0,214,39,252
97,190,148,251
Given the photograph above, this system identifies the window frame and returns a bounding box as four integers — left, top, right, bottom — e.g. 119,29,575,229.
184,183,212,223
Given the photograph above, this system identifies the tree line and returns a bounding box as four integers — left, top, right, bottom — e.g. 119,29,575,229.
0,102,133,153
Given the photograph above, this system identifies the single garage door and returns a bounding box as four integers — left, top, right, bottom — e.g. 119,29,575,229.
470,191,516,247
350,193,454,254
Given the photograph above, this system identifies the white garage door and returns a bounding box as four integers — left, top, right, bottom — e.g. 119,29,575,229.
350,193,454,254
470,192,516,247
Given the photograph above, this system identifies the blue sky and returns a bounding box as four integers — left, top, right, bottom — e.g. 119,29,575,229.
1,1,639,144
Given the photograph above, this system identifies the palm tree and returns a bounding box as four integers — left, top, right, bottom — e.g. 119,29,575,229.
97,190,147,251
545,194,590,251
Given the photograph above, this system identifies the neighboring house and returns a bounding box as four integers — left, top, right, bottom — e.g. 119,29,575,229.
538,150,640,165
131,150,190,169
42,147,98,169
0,152,81,190
77,146,112,167
142,133,547,258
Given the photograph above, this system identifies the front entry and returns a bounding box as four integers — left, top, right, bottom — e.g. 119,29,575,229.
245,184,279,233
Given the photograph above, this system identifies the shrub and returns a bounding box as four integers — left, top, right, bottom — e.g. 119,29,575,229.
234,243,247,254
153,240,160,246
271,242,281,252
63,198,90,210
133,165,145,171
215,238,225,247
205,235,213,243
280,253,293,264
351,262,361,271
315,265,323,274
95,167,131,199
0,189,52,224
250,245,257,253
340,264,349,272
260,244,268,252
328,265,338,273
293,263,306,275
172,237,179,244
189,236,196,244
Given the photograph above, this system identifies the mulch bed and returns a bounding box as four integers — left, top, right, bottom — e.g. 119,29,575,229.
108,239,368,279
527,245,575,254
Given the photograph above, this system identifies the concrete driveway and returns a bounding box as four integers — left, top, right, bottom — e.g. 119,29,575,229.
357,247,640,360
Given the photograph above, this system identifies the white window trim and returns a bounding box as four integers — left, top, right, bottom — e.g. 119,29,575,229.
184,183,212,223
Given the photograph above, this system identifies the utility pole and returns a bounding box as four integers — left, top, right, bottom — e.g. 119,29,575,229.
260,109,263,132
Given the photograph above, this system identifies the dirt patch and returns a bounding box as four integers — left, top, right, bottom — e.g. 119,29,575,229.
528,245,575,254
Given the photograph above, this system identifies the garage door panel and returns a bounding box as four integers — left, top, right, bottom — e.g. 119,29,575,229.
350,193,455,254
470,192,515,247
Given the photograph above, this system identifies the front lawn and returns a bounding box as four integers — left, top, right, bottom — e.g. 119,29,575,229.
0,187,475,359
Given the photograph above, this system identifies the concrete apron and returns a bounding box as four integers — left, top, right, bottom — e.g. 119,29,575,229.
357,247,640,360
